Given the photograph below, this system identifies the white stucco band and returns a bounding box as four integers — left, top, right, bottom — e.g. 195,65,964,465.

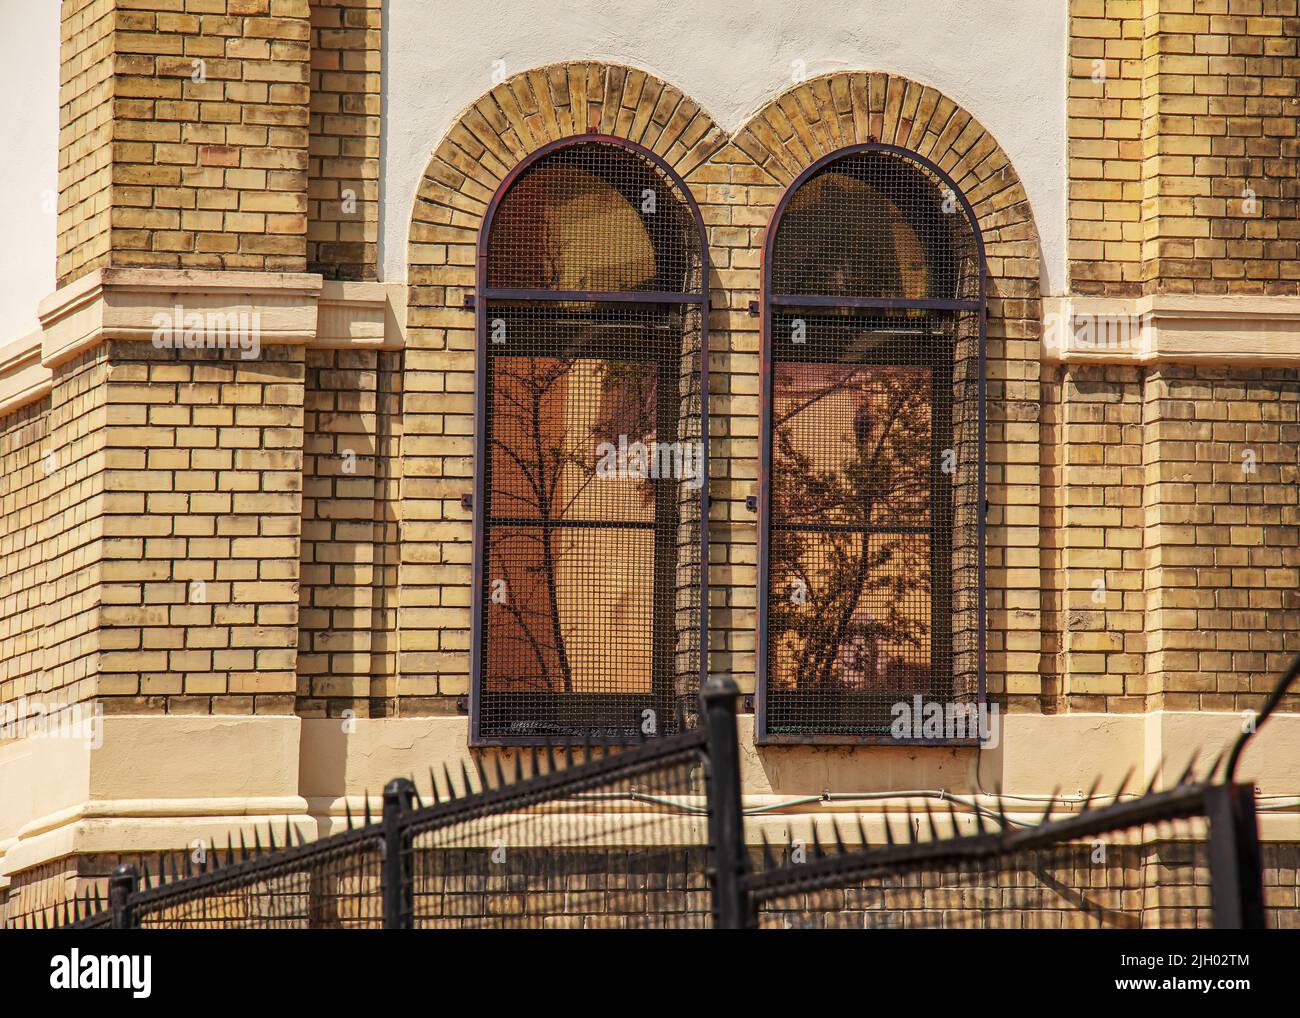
3,708,1298,882
381,0,1068,293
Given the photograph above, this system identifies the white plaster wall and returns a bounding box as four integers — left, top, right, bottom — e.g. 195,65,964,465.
0,0,59,342
383,0,1068,293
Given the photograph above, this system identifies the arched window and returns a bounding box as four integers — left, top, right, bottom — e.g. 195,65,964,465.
471,137,708,744
757,145,985,743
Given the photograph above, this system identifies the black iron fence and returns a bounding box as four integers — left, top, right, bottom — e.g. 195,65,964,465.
742,780,1263,930
44,660,1298,931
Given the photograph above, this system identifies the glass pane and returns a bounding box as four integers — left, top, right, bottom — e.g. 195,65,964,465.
771,361,933,529
770,151,979,302
487,143,700,293
484,525,654,696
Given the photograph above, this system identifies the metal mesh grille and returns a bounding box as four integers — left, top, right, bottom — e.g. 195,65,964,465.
478,142,705,742
763,147,981,740
769,150,979,301
133,835,383,929
407,745,711,928
487,142,702,294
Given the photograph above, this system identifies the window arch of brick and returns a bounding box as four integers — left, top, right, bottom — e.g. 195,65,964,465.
757,142,987,744
470,135,710,745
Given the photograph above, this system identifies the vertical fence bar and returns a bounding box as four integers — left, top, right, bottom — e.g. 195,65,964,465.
382,778,416,930
108,864,138,930
701,676,750,929
1206,783,1267,929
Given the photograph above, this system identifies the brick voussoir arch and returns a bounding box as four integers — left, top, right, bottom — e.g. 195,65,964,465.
401,62,1048,713
732,73,1042,304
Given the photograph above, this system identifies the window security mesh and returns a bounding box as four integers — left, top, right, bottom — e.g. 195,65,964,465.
763,150,982,739
478,142,704,741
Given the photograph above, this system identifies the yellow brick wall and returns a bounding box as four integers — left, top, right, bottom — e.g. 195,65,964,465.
0,350,109,713
58,0,313,285
297,346,401,716
306,0,382,279
1069,0,1300,296
96,342,304,714
58,0,116,284
1042,365,1149,711
1143,366,1300,709
0,400,54,707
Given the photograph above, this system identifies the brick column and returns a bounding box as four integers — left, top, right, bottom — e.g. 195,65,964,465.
57,0,312,287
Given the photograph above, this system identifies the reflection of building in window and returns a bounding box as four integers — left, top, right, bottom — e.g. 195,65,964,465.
761,149,983,741
475,140,706,742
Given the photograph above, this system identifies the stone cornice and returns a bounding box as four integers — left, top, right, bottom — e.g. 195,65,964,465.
0,270,408,416
1042,294,1300,366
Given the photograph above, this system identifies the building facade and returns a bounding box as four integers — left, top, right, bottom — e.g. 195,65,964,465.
2,0,1299,925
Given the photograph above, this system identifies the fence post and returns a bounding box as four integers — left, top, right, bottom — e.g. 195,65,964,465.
1205,783,1267,929
382,778,416,930
108,863,138,930
701,676,750,929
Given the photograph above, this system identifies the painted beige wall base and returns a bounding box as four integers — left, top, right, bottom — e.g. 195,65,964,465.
0,715,307,880
4,709,1298,880
0,270,408,418
1042,295,1300,366
2,712,1300,878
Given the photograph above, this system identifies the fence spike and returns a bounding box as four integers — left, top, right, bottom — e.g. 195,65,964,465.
443,764,458,800
363,789,373,826
285,817,295,847
925,801,940,843
1034,787,1058,828
1143,761,1163,797
408,776,423,810
545,737,556,774
266,823,276,851
254,826,263,855
1207,748,1227,783
946,798,960,840
428,767,441,805
831,816,846,855
225,832,235,867
59,897,70,927
239,830,248,861
994,789,1009,832
810,822,825,859
1113,766,1136,806
904,802,918,844
183,850,193,877
1080,774,1104,814
854,813,870,849
528,743,540,777
492,753,506,790
760,830,775,869
972,796,987,835
461,760,476,798
564,740,574,769
883,810,896,846
473,756,489,793
1176,749,1201,787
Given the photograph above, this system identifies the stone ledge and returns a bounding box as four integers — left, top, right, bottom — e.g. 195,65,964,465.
0,270,409,417
0,328,52,417
1042,294,1300,366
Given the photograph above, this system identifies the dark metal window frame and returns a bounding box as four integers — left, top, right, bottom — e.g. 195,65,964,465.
469,134,711,747
756,142,987,746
